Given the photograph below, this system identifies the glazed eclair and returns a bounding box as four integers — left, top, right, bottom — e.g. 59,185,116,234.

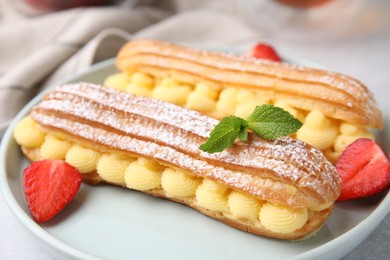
14,83,341,240
106,39,382,162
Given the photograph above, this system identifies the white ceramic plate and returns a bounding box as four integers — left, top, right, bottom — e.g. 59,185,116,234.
1,58,390,260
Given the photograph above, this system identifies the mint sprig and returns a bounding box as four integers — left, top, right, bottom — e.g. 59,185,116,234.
246,104,303,140
199,116,248,153
199,105,303,154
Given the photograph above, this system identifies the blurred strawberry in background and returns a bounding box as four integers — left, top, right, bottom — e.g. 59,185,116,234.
246,43,282,62
275,0,334,8
25,0,110,11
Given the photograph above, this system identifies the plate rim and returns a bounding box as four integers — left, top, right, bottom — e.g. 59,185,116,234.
1,57,389,260
0,59,115,260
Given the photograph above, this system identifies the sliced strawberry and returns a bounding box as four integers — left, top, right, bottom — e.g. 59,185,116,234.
23,160,82,222
246,43,282,62
336,138,390,201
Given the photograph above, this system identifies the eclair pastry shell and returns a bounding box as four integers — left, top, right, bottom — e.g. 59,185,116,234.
116,40,382,129
20,83,341,240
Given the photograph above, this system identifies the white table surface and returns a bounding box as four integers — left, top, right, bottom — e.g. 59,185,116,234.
1,1,390,259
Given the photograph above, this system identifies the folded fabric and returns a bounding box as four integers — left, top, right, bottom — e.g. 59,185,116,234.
0,6,169,136
0,1,260,137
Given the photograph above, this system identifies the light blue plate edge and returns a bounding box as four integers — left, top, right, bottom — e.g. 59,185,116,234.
0,58,116,260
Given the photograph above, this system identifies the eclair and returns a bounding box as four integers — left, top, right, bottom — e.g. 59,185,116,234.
105,39,382,162
14,83,341,240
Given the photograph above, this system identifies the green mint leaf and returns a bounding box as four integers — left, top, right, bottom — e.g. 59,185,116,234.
199,116,248,153
246,104,303,140
237,125,248,141
200,104,302,154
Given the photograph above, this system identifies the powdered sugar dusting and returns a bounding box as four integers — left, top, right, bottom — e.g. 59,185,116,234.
120,40,381,127
31,83,341,204
136,40,373,100
50,83,218,138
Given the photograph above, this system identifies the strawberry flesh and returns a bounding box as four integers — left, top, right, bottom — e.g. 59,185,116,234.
23,160,82,222
247,43,282,62
336,138,390,201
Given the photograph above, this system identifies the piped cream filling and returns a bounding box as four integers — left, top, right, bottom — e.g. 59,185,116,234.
228,190,263,221
260,203,308,234
124,158,164,191
97,153,134,186
296,110,339,150
13,120,334,235
40,135,72,160
195,179,230,213
104,72,375,161
161,168,201,198
13,116,45,148
65,144,101,174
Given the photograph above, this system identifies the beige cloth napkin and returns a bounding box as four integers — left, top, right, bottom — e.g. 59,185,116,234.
0,5,169,135
0,1,259,137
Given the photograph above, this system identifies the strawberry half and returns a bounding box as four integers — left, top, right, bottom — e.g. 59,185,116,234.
246,43,282,62
23,160,82,222
336,138,390,201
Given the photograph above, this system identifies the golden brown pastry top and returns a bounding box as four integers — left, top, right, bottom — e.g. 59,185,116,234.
116,39,382,129
30,83,341,209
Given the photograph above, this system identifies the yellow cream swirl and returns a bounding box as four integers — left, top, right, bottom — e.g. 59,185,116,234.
216,88,238,116
259,203,308,234
236,90,256,105
228,191,263,221
13,116,45,148
194,83,218,100
195,179,230,213
333,122,374,152
186,84,217,113
97,153,135,186
235,100,258,118
130,72,154,88
40,135,72,160
125,72,154,97
125,84,152,97
161,168,201,198
274,102,306,123
152,78,192,105
65,145,100,173
234,90,271,118
104,72,130,91
124,158,165,191
296,110,338,150
234,90,273,118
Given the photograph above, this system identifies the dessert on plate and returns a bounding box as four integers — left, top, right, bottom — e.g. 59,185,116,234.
13,40,388,241
106,39,383,163
14,83,341,240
